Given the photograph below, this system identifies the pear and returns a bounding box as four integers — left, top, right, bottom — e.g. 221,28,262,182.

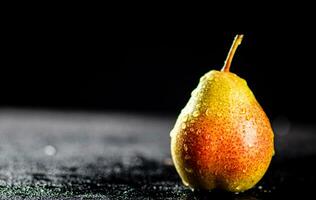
170,35,274,192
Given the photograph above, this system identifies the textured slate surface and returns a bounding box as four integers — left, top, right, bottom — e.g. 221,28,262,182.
0,109,315,199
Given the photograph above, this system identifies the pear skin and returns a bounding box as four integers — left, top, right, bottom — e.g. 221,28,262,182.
170,35,274,192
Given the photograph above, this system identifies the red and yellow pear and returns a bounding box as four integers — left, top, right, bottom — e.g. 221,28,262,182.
170,35,274,192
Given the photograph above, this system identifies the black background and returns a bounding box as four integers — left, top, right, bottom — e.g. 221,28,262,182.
1,15,315,123
0,7,316,199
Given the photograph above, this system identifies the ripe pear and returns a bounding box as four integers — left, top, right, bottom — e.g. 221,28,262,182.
170,35,274,192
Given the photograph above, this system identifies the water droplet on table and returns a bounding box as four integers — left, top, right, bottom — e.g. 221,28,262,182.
44,145,57,156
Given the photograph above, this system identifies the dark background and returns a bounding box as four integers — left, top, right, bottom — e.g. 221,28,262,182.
2,19,315,123
0,8,316,199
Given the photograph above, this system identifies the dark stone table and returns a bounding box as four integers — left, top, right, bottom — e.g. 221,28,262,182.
0,109,315,199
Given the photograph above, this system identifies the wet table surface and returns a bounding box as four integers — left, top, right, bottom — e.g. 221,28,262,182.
0,109,315,199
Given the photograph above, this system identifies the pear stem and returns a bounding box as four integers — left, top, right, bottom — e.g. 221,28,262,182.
221,34,244,72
